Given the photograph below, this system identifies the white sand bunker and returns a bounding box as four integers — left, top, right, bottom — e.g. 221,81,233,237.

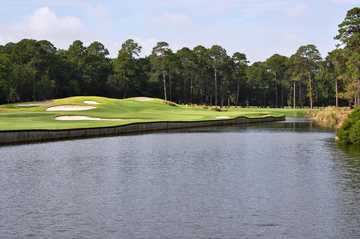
132,97,154,102
46,105,96,112
55,116,124,121
83,101,99,105
216,116,231,119
16,103,42,107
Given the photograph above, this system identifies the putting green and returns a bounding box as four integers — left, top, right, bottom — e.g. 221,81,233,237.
0,96,296,131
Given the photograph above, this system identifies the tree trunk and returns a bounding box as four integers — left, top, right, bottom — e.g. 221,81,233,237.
275,81,278,108
190,78,193,103
274,72,278,108
280,78,284,107
335,78,339,107
122,84,128,98
214,68,218,106
309,74,313,109
169,72,172,101
236,79,240,106
293,81,296,109
357,79,360,106
162,71,167,101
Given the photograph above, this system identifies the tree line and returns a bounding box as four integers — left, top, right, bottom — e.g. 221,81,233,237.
0,7,358,108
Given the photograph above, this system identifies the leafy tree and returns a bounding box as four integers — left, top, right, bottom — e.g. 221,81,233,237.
265,54,289,107
232,52,248,105
193,45,211,104
0,53,12,102
109,39,142,97
335,7,360,106
209,45,227,105
336,7,360,50
82,41,111,95
290,45,322,108
150,42,171,101
247,62,273,106
176,47,197,102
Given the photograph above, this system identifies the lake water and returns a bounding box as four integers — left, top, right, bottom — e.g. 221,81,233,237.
1,118,360,239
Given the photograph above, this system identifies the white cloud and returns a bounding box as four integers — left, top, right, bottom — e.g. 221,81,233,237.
27,7,83,37
0,7,87,49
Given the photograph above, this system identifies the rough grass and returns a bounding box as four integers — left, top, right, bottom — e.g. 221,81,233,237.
309,107,352,129
0,96,291,131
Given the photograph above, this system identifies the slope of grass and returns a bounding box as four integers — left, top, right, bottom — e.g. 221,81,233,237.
309,106,351,129
0,96,291,131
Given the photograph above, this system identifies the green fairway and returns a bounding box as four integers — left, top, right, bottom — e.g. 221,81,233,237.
0,96,302,131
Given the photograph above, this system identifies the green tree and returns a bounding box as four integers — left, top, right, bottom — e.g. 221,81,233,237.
335,7,360,105
176,47,197,103
232,52,248,105
290,45,322,108
150,42,171,101
0,53,12,102
265,54,289,107
335,7,360,49
82,41,111,95
209,45,227,106
109,39,142,98
193,45,211,104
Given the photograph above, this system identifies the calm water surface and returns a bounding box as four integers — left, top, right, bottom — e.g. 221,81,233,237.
1,118,360,239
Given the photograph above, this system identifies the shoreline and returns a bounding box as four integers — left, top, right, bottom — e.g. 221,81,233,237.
0,115,285,145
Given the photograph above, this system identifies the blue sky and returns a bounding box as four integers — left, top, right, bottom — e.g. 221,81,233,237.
0,0,358,62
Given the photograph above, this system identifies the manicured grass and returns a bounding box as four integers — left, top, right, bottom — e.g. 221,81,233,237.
222,107,309,117
0,96,298,131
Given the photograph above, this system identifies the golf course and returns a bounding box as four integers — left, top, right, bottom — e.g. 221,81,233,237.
0,96,303,132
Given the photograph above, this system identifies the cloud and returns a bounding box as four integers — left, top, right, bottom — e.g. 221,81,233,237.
0,7,87,49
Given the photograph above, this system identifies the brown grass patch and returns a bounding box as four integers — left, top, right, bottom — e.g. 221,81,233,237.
310,107,352,129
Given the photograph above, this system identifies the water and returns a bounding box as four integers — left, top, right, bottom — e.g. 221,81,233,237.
1,118,360,239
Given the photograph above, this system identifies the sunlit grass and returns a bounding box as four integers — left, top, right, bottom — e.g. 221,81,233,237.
0,96,294,131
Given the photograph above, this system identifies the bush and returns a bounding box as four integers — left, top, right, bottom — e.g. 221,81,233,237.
338,107,360,145
349,121,360,145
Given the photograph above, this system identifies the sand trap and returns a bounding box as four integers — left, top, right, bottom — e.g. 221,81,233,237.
46,105,96,112
132,97,154,102
84,101,99,105
216,116,230,119
16,103,42,107
55,116,124,121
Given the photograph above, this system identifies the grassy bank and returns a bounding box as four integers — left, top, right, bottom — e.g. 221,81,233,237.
0,96,292,131
309,107,352,129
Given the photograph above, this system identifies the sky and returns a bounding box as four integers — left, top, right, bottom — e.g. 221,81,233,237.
0,0,358,62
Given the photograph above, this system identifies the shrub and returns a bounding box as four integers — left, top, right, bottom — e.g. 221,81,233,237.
349,121,360,145
338,106,360,145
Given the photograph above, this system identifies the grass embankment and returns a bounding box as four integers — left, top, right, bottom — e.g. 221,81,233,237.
309,107,352,129
0,96,289,131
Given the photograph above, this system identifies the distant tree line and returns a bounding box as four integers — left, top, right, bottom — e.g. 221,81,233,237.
0,7,358,108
